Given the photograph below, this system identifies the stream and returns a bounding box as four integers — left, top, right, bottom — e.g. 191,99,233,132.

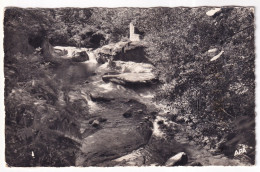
54,46,249,166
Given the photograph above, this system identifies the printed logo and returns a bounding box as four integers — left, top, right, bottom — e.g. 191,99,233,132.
234,147,246,156
234,144,252,157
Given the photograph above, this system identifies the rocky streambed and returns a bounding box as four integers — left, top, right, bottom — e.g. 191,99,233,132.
52,44,250,166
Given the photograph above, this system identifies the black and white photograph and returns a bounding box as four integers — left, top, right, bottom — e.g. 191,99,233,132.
1,1,257,168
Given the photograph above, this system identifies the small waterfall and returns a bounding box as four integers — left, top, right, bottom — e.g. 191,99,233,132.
87,52,97,63
81,51,98,71
54,46,92,59
153,116,165,138
80,91,99,114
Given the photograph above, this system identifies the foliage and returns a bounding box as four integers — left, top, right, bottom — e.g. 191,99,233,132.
4,52,89,166
146,7,255,152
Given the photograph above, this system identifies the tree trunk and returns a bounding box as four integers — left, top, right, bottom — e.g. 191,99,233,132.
41,38,54,59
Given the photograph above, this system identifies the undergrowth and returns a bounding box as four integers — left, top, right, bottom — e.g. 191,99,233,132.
4,53,88,166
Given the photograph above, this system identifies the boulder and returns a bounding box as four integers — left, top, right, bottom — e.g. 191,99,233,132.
102,73,157,86
72,51,89,62
76,123,152,166
90,92,115,102
75,98,152,166
96,55,108,64
92,120,100,128
111,148,150,166
94,41,149,63
165,152,188,166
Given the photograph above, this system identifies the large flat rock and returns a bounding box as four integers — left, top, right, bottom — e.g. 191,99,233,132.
76,123,152,166
114,61,155,73
95,41,146,56
102,73,157,85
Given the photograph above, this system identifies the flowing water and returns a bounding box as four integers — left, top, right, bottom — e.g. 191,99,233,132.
54,46,249,166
